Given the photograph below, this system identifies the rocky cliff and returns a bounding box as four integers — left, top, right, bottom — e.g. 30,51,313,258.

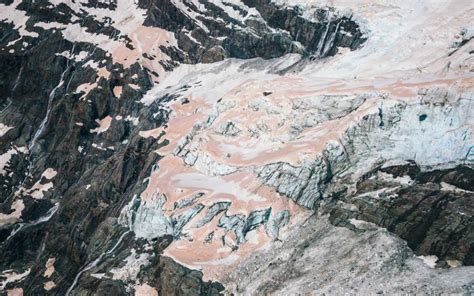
0,0,473,295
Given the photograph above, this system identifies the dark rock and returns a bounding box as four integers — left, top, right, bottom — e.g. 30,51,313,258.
328,164,474,265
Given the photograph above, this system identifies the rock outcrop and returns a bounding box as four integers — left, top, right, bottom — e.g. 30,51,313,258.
0,0,473,294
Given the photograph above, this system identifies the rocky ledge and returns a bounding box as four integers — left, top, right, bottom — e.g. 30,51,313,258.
0,0,473,295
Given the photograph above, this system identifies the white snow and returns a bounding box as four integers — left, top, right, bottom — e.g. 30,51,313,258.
3,0,470,285
131,0,474,282
0,123,13,137
417,255,439,269
0,199,24,227
110,249,150,281
0,147,27,176
349,218,378,230
0,268,30,290
0,148,18,176
124,116,139,126
90,116,112,134
171,173,263,202
19,168,58,199
0,0,39,42
43,258,55,278
134,283,158,296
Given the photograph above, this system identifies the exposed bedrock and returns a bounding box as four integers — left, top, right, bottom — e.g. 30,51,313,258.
139,0,366,62
0,36,174,294
221,214,474,295
329,163,474,266
0,0,472,294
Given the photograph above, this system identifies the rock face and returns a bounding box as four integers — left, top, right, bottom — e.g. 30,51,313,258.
221,214,474,295
0,0,473,295
139,0,365,62
336,164,474,266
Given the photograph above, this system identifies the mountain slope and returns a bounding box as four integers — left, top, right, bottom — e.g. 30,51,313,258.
0,0,473,295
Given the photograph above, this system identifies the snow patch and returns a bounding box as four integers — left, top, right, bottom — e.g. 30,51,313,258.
0,123,13,137
417,255,438,268
134,283,158,296
0,268,30,290
90,116,112,134
0,200,25,227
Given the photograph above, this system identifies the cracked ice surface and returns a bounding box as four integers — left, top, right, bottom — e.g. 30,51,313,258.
120,0,474,282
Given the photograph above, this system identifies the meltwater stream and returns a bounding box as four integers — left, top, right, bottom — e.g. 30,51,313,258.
2,203,59,244
28,43,76,151
65,231,130,296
